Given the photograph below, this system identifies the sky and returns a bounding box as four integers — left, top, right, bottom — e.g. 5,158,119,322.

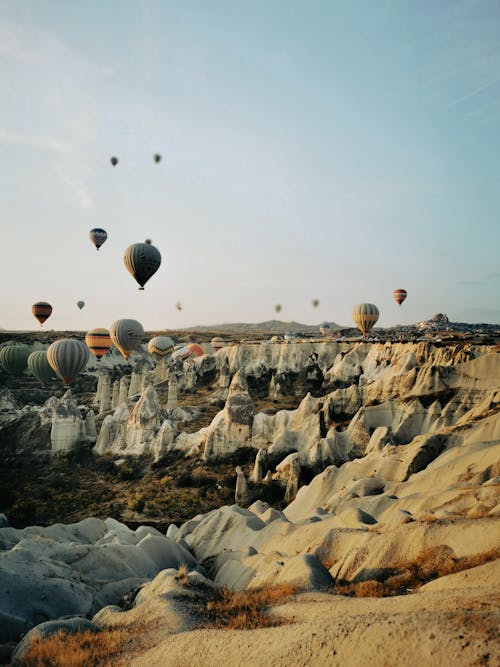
1,0,499,331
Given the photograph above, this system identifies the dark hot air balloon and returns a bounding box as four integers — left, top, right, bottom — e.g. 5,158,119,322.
77,301,85,310
110,319,144,358
110,156,118,166
275,304,282,313
0,344,31,376
153,153,162,163
312,299,320,308
89,228,107,251
393,289,407,306
27,350,57,383
352,303,379,336
32,302,52,326
176,302,182,311
123,240,161,290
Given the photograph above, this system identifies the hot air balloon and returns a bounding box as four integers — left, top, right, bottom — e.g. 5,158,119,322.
123,240,161,290
211,337,225,351
110,156,118,166
147,336,174,358
275,304,282,313
319,322,331,335
110,319,144,359
47,339,89,386
85,328,113,361
176,302,182,311
393,289,407,306
352,303,379,336
77,301,85,310
0,344,31,376
153,153,162,163
27,350,57,383
187,343,204,358
89,228,107,251
32,302,52,326
171,345,190,361
312,299,320,308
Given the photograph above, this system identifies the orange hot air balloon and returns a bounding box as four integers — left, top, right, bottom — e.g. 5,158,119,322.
32,302,53,326
393,289,407,306
85,328,113,361
187,343,205,358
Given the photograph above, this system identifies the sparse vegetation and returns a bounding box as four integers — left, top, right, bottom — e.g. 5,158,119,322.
331,546,500,597
22,628,131,667
197,583,297,630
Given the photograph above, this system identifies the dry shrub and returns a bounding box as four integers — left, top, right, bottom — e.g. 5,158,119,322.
333,546,500,598
176,564,190,585
22,628,130,667
200,583,297,630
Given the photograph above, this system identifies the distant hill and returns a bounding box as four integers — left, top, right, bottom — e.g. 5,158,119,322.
185,320,341,335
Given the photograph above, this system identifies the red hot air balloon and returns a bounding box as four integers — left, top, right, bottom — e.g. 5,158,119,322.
393,289,407,306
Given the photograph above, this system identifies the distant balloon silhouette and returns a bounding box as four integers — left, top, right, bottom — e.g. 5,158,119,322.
153,153,162,163
275,304,282,313
352,303,379,336
77,301,85,310
85,328,113,361
89,228,107,251
393,289,407,306
176,302,182,311
123,240,161,290
32,302,52,326
319,322,331,335
110,156,118,167
47,339,89,387
312,299,320,308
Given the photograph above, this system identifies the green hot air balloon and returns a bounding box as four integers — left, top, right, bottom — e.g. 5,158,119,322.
27,350,57,383
123,240,161,290
47,339,89,387
352,303,379,336
0,344,31,376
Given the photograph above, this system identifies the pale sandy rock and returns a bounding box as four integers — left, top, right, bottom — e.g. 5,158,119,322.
235,466,250,505
49,390,87,453
419,558,500,592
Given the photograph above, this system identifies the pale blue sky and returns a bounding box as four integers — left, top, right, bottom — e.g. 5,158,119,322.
1,0,499,330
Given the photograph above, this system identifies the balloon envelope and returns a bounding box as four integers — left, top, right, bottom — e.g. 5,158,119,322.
32,302,52,326
148,336,174,357
176,302,182,311
27,350,57,383
47,339,89,386
352,303,379,335
110,156,118,166
89,228,107,251
123,240,161,290
0,344,31,376
171,345,190,361
312,299,320,308
275,304,282,313
153,153,162,163
77,301,85,310
85,328,113,360
393,289,407,306
211,337,225,351
110,319,144,358
187,343,204,358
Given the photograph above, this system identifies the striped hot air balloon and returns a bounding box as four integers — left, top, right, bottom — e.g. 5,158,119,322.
171,345,191,361
110,319,144,359
32,302,52,326
123,240,161,290
27,350,57,383
352,303,379,336
47,339,89,386
147,336,174,358
211,337,225,351
0,344,31,376
393,289,407,306
85,328,113,361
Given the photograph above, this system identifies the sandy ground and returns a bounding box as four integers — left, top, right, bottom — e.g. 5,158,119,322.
113,563,500,667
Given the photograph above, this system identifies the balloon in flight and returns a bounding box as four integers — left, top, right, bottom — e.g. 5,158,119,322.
0,344,31,376
187,343,204,358
153,153,162,163
110,156,118,167
89,228,107,251
77,301,85,310
393,289,407,306
176,302,182,311
85,328,113,361
47,339,89,386
32,302,52,326
147,336,174,358
27,350,57,383
211,337,225,351
352,303,379,336
275,304,282,313
312,299,320,308
110,319,144,359
123,240,161,290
